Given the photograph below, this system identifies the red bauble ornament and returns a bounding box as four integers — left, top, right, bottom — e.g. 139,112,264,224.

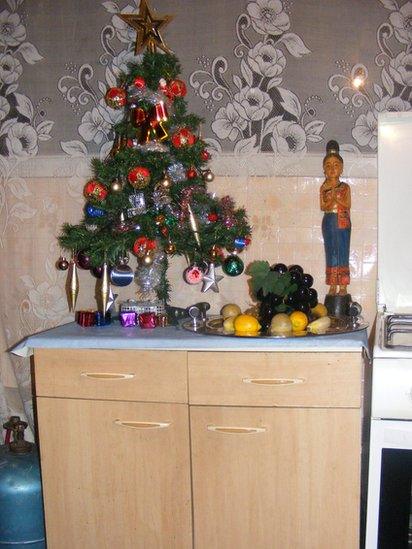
128,166,151,189
201,149,211,161
56,256,69,270
167,79,187,98
187,167,197,179
172,128,196,148
83,180,108,202
133,76,146,88
105,87,126,109
207,213,218,222
133,236,156,256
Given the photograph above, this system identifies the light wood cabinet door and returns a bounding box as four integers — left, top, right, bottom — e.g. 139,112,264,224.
37,397,192,549
190,406,361,549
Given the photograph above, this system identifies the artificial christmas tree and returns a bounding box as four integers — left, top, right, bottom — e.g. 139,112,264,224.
57,0,251,312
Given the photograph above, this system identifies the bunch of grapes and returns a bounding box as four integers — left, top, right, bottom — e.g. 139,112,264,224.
270,263,318,315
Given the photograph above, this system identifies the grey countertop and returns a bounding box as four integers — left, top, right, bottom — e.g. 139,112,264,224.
10,321,369,358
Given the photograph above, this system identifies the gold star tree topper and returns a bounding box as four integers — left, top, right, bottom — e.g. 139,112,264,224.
118,0,174,55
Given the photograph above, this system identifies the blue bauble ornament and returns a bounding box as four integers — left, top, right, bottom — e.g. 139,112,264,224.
85,204,105,218
110,264,134,287
222,254,244,277
234,237,247,249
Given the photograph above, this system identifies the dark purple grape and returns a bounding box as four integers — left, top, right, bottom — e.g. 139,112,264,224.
296,286,310,301
284,294,296,306
270,263,288,274
290,271,302,284
308,288,318,301
301,273,314,288
288,264,304,274
309,298,318,309
295,302,311,314
269,294,283,306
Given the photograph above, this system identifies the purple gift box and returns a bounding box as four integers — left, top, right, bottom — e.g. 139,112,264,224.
119,311,137,327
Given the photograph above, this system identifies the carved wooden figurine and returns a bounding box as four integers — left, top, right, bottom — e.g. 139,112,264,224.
320,140,351,296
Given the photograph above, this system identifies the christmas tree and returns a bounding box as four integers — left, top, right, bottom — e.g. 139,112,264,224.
57,0,251,312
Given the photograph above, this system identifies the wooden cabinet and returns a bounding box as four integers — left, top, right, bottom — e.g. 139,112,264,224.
33,348,364,549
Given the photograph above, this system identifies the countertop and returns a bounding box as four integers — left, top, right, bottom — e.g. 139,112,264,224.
11,320,369,358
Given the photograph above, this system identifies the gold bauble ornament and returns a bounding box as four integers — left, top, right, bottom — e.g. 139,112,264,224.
165,242,176,254
155,214,165,226
209,246,218,261
110,179,123,193
142,252,154,266
203,169,215,182
160,175,172,189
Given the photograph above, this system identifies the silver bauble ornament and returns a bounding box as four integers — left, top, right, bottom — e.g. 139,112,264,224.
203,169,215,182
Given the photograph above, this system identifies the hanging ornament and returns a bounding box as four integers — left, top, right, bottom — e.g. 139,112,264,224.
76,250,91,270
91,265,104,278
141,251,154,266
84,180,108,201
127,192,147,217
110,258,134,287
171,128,196,148
133,236,156,257
154,214,165,226
207,212,218,223
141,101,169,143
187,203,201,248
85,204,105,218
66,259,79,312
128,166,151,189
187,167,197,179
183,264,204,285
202,169,215,182
156,174,172,190
110,179,123,193
224,216,235,229
130,107,147,128
105,87,127,109
56,256,69,271
97,262,110,314
84,223,98,233
234,237,247,250
133,76,146,89
164,241,176,254
222,254,244,277
167,162,186,183
201,263,223,293
165,79,187,99
113,212,132,234
200,149,211,161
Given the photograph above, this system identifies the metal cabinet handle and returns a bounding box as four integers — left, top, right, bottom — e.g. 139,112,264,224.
81,372,135,380
114,420,171,429
207,425,266,434
242,377,305,386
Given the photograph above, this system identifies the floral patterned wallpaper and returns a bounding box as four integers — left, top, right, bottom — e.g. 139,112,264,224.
0,0,410,430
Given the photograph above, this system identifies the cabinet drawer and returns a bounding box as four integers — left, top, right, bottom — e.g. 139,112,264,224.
188,352,362,407
34,349,187,403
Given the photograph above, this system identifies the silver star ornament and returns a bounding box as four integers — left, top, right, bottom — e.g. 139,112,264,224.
201,263,224,293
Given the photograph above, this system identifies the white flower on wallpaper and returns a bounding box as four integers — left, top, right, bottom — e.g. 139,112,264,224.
328,0,412,152
58,1,138,160
0,0,54,246
189,0,324,154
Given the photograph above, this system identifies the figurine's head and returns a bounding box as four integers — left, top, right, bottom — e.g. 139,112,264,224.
323,140,343,179
323,139,343,166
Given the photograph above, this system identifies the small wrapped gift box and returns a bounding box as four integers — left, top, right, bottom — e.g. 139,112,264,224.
138,312,157,329
119,311,138,327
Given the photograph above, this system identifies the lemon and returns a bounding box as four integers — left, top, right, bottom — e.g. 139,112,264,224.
233,314,261,335
289,311,309,332
221,303,242,319
223,317,236,334
270,313,292,335
311,303,328,318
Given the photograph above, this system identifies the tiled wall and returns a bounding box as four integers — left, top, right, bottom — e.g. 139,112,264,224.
168,176,378,328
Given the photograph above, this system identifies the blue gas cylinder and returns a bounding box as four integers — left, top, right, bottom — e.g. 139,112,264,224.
0,418,46,548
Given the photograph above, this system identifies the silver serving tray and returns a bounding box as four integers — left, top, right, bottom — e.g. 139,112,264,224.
182,316,368,338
